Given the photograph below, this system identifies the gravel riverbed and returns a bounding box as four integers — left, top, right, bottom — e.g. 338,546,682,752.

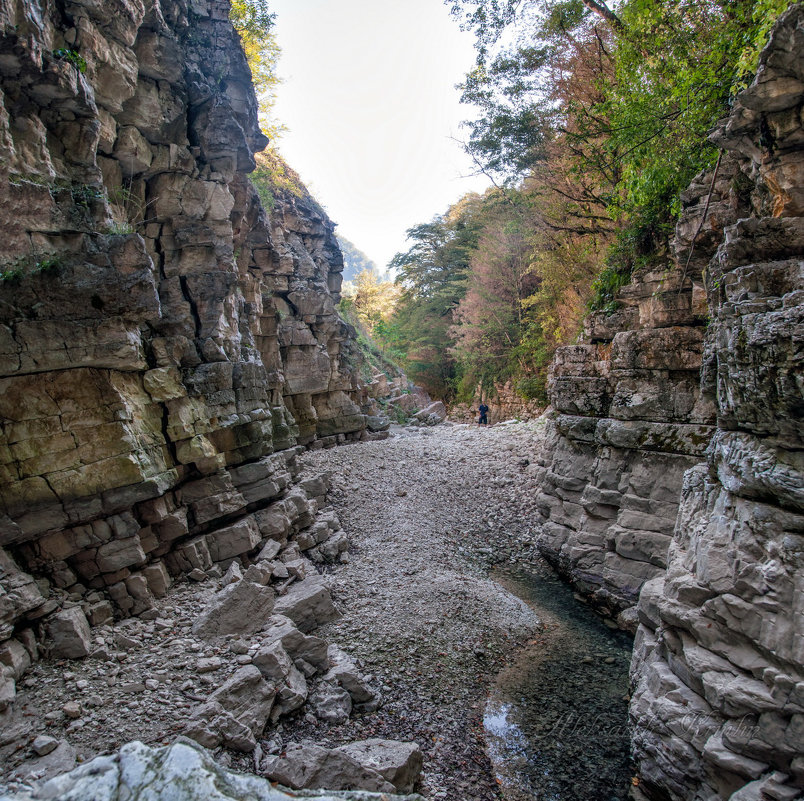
3,419,629,801
283,420,551,799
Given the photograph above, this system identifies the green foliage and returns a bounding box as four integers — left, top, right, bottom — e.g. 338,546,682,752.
53,48,87,73
229,0,283,139
341,268,400,335
385,194,487,399
250,148,305,212
516,374,547,403
105,221,135,235
436,0,793,393
601,0,792,227
70,183,105,207
338,298,403,384
0,254,63,283
452,0,792,265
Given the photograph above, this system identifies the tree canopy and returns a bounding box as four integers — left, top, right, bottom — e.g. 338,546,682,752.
375,0,792,405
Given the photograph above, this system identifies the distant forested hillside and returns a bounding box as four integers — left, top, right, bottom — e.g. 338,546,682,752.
370,0,793,403
337,236,383,283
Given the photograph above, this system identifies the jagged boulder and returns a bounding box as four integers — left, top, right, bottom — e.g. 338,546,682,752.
338,740,424,794
184,666,275,752
309,681,353,723
413,401,447,426
192,579,275,639
262,743,397,793
323,645,381,711
45,607,91,659
0,739,425,801
273,576,339,633
260,614,330,671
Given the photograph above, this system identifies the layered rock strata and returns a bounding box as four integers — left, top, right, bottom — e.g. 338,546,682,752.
629,6,804,799
0,0,387,701
530,174,748,622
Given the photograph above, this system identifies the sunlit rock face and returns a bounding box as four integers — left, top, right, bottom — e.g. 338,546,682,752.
629,6,804,799
0,0,370,630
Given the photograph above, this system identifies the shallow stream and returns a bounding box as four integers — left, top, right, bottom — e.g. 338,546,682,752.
485,562,634,800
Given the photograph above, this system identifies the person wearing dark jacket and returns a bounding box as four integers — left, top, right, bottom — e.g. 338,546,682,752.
478,402,489,425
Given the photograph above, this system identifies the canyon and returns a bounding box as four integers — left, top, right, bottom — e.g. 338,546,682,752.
0,1,802,800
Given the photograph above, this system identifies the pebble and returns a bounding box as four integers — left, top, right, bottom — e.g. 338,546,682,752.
2,422,549,801
32,735,58,756
62,701,81,720
196,657,222,673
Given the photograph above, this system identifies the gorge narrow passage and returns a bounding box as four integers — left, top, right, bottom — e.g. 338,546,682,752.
286,422,633,800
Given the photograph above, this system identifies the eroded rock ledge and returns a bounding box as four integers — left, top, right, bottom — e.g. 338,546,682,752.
531,169,726,626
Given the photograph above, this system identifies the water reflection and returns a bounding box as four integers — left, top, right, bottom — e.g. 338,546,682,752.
484,564,633,801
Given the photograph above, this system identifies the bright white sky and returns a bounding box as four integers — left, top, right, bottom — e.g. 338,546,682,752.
268,0,491,270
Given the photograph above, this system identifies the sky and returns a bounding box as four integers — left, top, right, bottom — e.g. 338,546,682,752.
268,0,491,270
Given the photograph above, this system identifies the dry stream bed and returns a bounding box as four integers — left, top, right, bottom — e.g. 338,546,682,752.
1,422,633,799
289,421,634,799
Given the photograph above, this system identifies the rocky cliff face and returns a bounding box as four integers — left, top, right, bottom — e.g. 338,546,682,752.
530,171,738,626
0,0,384,669
629,6,804,799
534,7,803,798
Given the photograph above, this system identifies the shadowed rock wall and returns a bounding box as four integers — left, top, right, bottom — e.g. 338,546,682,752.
629,6,804,799
0,0,379,650
530,166,744,625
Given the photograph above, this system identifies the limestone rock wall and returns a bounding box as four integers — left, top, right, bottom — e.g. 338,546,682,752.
529,166,751,622
629,6,804,799
0,0,379,663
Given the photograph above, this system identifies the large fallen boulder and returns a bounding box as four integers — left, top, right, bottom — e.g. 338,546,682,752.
252,640,308,721
45,607,92,659
261,743,395,793
184,666,275,752
261,614,329,671
192,579,275,638
308,681,352,723
338,740,423,794
273,576,339,633
0,739,426,800
413,401,446,426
